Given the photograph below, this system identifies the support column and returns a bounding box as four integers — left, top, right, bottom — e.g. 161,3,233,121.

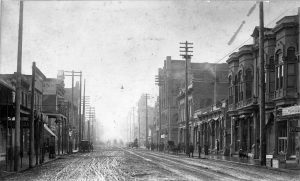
218,120,221,153
274,115,278,155
247,118,251,152
230,117,235,155
239,119,243,151
254,111,259,159
287,120,291,157
214,121,217,151
58,120,61,155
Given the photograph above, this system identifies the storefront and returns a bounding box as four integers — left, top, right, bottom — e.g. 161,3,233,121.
275,105,300,168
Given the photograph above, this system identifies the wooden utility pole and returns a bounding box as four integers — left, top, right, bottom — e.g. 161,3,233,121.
67,102,70,153
180,41,193,154
155,72,164,146
138,111,140,147
145,94,149,148
29,62,35,168
88,106,91,142
298,8,300,105
259,1,266,166
129,111,131,141
71,71,74,127
79,72,82,141
82,79,86,140
132,107,135,140
14,0,23,171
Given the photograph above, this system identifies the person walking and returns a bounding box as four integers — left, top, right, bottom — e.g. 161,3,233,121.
198,142,201,158
189,143,194,158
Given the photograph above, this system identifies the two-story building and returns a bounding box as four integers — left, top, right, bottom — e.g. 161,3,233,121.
227,15,300,167
178,63,228,152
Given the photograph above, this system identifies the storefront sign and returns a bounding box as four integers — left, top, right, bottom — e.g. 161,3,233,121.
282,105,300,116
290,127,300,132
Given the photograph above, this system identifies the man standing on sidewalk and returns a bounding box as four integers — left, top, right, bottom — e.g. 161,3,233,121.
198,142,201,158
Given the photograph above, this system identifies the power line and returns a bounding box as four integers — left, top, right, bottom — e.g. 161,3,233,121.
214,7,293,64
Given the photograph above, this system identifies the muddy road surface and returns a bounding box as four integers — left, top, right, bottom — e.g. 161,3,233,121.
3,146,300,181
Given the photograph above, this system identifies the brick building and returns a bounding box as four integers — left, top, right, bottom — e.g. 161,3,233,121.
177,63,228,151
158,56,185,145
226,15,300,167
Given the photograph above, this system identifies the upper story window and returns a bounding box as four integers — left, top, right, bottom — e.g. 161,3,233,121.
275,50,283,90
238,70,243,101
228,75,233,104
234,75,238,103
286,47,297,89
245,69,252,99
268,56,275,94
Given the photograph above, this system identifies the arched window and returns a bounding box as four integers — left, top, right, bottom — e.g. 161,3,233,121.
275,50,283,90
269,56,275,95
238,70,243,101
286,47,297,88
234,75,238,103
245,69,252,99
228,75,233,104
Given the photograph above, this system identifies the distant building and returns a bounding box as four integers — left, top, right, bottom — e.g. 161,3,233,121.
137,94,154,147
158,56,185,146
177,62,228,150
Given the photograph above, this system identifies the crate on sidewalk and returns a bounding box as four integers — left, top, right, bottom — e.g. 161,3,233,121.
272,155,286,169
266,155,273,167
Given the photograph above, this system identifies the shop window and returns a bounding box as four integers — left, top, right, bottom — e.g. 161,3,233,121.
278,121,287,154
290,120,298,156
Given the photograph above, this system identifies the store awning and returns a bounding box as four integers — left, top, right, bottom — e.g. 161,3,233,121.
43,124,57,138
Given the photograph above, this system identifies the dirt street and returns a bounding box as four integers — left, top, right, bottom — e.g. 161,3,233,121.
2,146,300,181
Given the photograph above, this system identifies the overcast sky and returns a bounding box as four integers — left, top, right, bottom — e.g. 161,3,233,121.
1,0,300,142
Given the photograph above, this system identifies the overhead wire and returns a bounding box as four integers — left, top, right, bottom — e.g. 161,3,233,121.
214,6,294,64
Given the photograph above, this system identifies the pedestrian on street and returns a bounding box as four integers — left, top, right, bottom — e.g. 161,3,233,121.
198,142,201,158
189,143,194,158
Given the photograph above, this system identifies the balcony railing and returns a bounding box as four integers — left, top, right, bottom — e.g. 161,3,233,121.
236,97,256,109
228,104,235,111
266,92,275,102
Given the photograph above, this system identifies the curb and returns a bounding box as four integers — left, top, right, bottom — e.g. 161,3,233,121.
0,153,71,179
151,150,300,175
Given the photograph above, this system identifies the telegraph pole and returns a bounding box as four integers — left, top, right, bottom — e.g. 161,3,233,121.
132,107,135,140
180,41,193,154
259,1,266,166
130,111,132,141
88,106,91,142
64,70,82,150
14,0,23,171
79,72,82,141
138,111,140,147
82,79,86,140
145,94,149,149
155,72,164,147
71,71,74,127
29,62,35,168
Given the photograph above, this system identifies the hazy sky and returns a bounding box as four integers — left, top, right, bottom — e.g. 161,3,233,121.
1,0,300,141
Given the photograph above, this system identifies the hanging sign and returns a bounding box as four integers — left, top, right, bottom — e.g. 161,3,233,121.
290,127,300,132
282,105,300,116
